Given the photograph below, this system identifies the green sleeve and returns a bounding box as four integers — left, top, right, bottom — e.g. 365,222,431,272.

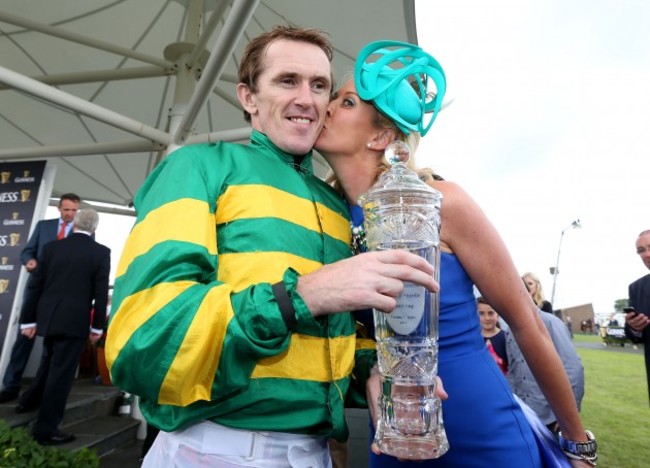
106,145,303,407
345,339,377,408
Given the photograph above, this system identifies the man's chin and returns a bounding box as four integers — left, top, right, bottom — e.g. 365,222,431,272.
282,138,318,156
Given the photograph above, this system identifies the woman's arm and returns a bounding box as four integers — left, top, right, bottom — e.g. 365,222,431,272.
433,179,589,446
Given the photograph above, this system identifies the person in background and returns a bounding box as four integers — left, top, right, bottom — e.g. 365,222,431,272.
16,208,110,445
565,315,574,339
0,193,81,404
505,281,585,433
523,272,554,313
315,40,596,467
106,26,437,467
477,296,508,375
624,229,650,405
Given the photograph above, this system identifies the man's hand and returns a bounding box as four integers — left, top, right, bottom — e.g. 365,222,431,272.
21,326,36,339
89,332,103,345
297,250,438,317
626,310,649,332
24,259,37,272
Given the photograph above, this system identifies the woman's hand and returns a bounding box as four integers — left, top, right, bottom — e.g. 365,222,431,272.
569,459,594,468
366,367,448,456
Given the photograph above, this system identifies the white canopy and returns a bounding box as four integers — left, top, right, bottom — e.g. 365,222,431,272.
0,0,418,212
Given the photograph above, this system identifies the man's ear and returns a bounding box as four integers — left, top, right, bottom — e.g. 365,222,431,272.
237,83,258,116
368,128,397,151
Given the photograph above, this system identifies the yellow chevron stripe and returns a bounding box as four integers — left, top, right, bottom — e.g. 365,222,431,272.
356,337,376,351
105,281,195,371
159,284,233,405
116,199,216,277
251,334,355,382
218,251,323,292
216,185,350,244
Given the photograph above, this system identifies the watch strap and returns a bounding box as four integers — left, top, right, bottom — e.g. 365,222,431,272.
558,430,598,466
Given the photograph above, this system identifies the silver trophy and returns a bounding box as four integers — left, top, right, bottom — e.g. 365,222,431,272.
360,141,449,460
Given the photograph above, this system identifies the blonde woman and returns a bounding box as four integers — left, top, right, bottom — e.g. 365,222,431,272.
523,272,554,313
315,40,595,467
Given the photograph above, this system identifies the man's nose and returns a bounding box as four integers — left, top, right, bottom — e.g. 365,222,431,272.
294,82,315,105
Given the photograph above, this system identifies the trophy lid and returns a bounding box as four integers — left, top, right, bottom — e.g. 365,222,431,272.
359,141,439,206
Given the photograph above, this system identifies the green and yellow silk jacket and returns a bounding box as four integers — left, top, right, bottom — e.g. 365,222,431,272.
106,131,375,440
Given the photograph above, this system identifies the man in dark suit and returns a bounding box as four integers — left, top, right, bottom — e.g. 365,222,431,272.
625,229,650,405
0,193,81,403
16,208,110,445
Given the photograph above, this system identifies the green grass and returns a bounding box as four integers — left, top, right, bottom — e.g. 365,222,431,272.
572,334,602,344
576,343,649,467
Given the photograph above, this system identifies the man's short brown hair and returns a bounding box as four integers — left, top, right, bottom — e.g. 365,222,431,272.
238,25,334,122
59,193,81,206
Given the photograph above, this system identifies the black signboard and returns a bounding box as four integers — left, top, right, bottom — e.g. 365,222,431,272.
602,326,631,346
0,161,46,351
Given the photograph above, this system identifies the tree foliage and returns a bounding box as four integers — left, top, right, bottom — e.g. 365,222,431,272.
613,299,629,312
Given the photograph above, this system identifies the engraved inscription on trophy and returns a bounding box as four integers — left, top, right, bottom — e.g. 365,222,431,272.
387,282,425,335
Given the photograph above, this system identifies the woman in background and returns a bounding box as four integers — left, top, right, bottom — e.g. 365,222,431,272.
315,40,594,467
523,272,554,313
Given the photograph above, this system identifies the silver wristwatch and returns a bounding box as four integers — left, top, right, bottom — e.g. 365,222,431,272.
557,430,598,466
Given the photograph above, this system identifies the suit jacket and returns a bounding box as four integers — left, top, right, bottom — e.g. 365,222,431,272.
20,218,68,266
625,272,650,403
20,233,110,338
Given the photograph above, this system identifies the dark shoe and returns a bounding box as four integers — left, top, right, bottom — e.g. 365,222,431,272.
14,403,34,414
33,431,76,446
0,391,18,403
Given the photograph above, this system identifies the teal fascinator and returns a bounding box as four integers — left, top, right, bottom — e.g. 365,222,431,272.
354,40,446,137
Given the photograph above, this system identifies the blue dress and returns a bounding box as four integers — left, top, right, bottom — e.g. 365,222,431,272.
369,252,544,467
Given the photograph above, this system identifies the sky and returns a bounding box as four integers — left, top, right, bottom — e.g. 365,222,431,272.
43,0,650,318
414,0,650,316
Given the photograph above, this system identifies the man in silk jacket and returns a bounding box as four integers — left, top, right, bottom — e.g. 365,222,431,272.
105,26,437,462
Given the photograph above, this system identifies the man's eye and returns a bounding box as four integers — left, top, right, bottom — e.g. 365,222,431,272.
312,81,329,93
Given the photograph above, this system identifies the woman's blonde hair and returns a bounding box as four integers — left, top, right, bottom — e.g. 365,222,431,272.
325,94,438,193
522,272,546,308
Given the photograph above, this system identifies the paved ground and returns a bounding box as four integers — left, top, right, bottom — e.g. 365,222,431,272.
574,339,643,354
101,439,143,468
